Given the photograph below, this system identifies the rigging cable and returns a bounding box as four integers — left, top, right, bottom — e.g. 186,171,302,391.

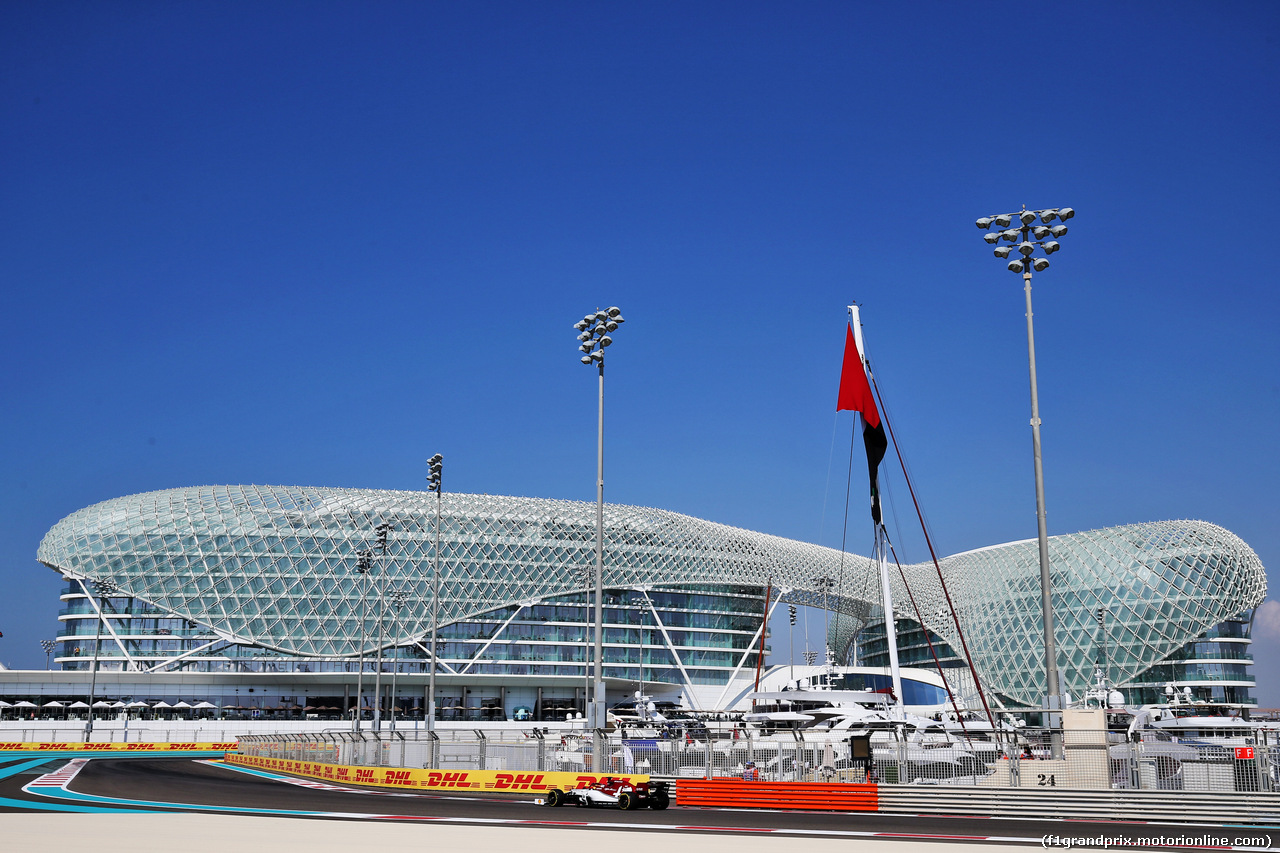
817,411,842,546
869,370,999,736
831,420,858,665
883,535,974,744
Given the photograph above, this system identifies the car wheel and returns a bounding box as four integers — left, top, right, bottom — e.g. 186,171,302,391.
649,791,670,810
618,791,636,810
545,788,563,807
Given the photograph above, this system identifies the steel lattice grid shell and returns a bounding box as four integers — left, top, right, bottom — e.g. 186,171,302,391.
37,485,1265,705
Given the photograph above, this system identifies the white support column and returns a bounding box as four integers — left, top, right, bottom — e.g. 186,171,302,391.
144,638,228,673
84,586,139,670
413,641,460,675
458,604,527,675
712,588,785,710
639,590,700,709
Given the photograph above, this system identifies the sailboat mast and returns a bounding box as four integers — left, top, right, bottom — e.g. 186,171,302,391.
876,523,906,717
850,304,905,719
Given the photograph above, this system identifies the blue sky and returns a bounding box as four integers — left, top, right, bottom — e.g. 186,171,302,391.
2,2,1277,700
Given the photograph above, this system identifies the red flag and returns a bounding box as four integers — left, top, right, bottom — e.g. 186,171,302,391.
837,324,880,427
837,322,889,525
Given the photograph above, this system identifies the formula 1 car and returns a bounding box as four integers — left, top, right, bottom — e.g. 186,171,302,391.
541,777,670,810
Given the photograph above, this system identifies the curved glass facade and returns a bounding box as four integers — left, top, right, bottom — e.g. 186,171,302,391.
860,611,1260,707
37,485,1266,708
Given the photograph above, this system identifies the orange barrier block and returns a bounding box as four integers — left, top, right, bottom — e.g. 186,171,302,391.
675,778,878,811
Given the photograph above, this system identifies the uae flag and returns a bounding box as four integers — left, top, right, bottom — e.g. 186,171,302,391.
837,323,889,524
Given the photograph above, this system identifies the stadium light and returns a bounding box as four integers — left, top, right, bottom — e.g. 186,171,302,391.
84,577,118,740
811,576,835,666
372,522,392,733
388,587,408,733
352,548,373,732
40,639,55,670
427,453,443,741
575,306,624,770
974,205,1074,756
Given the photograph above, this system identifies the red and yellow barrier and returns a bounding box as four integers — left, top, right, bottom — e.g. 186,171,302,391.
0,741,237,752
225,751,647,793
675,778,878,811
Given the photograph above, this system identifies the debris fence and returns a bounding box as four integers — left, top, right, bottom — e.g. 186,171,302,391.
235,727,1279,793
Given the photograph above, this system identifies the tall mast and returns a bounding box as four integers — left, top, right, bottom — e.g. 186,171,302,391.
849,304,905,718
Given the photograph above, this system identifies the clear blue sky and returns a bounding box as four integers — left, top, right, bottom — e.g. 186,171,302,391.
2,2,1277,699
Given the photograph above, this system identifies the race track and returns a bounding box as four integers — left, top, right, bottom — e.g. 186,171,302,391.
1,755,1275,851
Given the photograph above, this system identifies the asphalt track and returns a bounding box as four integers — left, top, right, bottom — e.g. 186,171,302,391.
2,756,1276,851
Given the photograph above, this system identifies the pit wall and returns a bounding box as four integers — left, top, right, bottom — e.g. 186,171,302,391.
223,751,647,793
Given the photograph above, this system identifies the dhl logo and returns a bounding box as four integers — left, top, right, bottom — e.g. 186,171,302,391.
3,742,228,752
490,773,546,791
426,771,473,788
574,775,631,788
222,754,643,793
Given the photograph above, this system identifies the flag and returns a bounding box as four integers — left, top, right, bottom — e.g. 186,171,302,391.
837,323,889,524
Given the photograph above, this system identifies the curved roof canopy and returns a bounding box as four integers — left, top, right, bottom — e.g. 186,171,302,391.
38,485,1265,705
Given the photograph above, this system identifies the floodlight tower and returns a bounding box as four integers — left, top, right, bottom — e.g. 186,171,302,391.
388,587,408,733
372,522,392,733
352,549,373,732
83,577,118,740
975,206,1074,754
41,639,56,670
810,576,835,666
573,306,624,764
426,453,443,738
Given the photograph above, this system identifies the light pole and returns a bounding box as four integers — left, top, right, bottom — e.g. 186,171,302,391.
84,577,117,740
389,587,408,732
574,305,624,763
975,205,1074,753
811,576,834,667
579,559,592,720
352,549,373,732
1096,608,1110,689
41,639,55,670
426,453,443,738
372,522,391,733
788,605,797,684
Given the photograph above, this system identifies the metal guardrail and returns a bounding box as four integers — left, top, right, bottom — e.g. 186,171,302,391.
226,727,1280,824
234,727,1280,797
0,726,260,743
873,785,1280,825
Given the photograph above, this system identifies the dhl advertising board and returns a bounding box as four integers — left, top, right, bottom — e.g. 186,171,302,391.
0,742,237,752
225,751,648,793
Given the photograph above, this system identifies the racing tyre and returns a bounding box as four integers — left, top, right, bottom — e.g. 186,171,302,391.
545,788,564,807
618,791,637,810
648,790,670,810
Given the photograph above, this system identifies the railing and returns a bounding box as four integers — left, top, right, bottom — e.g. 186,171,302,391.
1,725,279,743
873,786,1280,825
232,727,1280,795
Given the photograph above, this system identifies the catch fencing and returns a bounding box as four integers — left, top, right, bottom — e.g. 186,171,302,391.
235,726,1279,794
2,725,280,743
